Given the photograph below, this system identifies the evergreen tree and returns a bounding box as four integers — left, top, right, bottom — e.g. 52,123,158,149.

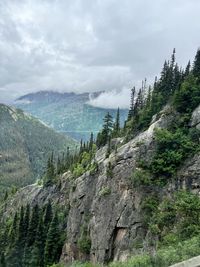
0,253,6,267
128,87,135,120
8,212,18,247
113,108,120,137
89,132,94,151
185,61,191,77
43,201,53,231
44,153,55,186
44,212,60,266
27,204,40,247
30,216,45,267
96,113,113,147
193,48,200,79
18,206,25,243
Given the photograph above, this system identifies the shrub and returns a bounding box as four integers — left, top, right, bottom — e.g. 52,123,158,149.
99,186,111,197
77,235,91,254
131,168,152,187
150,128,196,177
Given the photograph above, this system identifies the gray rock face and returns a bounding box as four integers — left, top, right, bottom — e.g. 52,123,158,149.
3,105,200,265
60,106,179,264
191,104,200,129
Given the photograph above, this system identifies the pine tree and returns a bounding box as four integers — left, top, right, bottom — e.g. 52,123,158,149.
0,253,6,267
185,61,191,77
43,201,53,231
193,48,200,79
44,153,55,186
96,113,113,147
113,108,120,137
18,206,25,243
30,216,45,267
128,87,135,120
27,204,40,247
8,212,18,247
44,212,60,266
89,132,94,151
23,204,30,241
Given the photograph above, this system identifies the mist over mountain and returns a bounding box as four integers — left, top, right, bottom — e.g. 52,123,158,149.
15,91,129,141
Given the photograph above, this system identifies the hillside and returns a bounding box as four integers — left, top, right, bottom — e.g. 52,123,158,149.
0,49,200,267
0,104,77,195
14,91,128,141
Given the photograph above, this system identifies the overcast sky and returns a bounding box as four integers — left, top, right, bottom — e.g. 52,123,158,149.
0,0,200,107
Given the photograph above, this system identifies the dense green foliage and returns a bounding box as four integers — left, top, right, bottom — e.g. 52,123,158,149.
0,202,65,267
42,133,98,186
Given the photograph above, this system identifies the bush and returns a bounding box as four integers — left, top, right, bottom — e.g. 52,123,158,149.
173,75,200,113
77,235,91,254
150,128,196,178
106,162,113,178
99,186,111,197
131,168,152,187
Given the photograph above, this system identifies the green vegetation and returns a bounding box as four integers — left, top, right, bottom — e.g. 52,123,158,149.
0,202,65,267
2,48,200,267
49,234,200,266
99,186,111,197
0,104,77,196
150,128,198,178
42,134,98,186
15,92,128,142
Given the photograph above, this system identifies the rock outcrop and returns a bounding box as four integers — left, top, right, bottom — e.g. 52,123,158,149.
60,106,180,264
2,104,200,265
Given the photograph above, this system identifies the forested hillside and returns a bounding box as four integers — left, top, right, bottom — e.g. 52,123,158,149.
0,104,77,196
0,49,200,267
15,91,128,141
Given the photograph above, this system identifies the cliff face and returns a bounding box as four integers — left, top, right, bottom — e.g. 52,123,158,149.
2,105,200,265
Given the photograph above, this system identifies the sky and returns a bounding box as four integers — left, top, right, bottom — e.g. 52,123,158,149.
0,0,200,108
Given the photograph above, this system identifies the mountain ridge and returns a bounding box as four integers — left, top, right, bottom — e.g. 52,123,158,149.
0,103,77,195
14,90,128,141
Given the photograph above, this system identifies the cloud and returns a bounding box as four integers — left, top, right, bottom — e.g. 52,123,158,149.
0,0,200,105
88,87,131,109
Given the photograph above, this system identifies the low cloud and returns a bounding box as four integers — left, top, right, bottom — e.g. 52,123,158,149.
88,87,131,109
0,0,200,102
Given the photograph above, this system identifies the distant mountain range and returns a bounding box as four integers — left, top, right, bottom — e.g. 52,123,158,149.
15,91,129,141
0,104,77,195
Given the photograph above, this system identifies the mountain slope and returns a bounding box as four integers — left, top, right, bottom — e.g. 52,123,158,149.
2,104,200,267
15,91,128,141
0,104,77,194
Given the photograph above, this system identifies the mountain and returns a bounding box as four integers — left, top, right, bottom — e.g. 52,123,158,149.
2,103,200,267
1,49,200,267
14,91,128,141
0,104,77,195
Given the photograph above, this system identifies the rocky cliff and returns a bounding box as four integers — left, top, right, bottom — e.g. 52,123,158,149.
2,104,200,265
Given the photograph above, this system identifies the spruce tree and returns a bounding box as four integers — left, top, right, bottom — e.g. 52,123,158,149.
193,48,200,80
43,200,53,231
0,253,6,267
44,153,55,186
96,112,113,147
8,212,18,247
89,132,94,151
30,216,45,267
27,204,40,247
44,212,60,266
185,61,191,77
128,87,135,120
113,108,120,137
